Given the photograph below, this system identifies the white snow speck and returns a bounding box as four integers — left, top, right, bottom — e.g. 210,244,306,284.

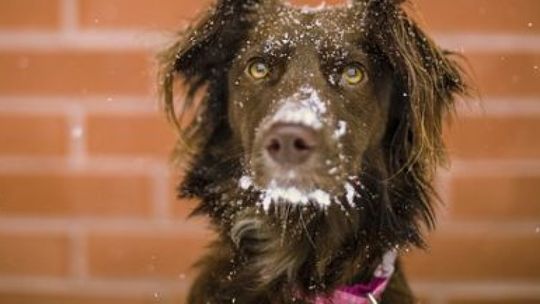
310,189,331,207
334,120,347,139
71,126,84,139
299,86,327,114
272,102,323,129
374,250,397,278
286,170,297,179
239,175,253,190
260,180,333,210
344,182,359,206
271,86,328,130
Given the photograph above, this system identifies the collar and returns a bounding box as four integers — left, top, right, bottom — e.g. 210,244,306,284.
313,250,397,304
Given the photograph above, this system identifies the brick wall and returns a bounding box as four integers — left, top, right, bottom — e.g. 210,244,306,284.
0,0,538,303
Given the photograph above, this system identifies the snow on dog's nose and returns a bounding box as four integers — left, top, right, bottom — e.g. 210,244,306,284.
261,85,328,167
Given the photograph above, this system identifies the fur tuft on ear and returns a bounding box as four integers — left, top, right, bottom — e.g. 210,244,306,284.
158,0,267,164
364,1,468,229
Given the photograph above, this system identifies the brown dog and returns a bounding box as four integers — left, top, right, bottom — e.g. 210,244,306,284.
159,0,467,303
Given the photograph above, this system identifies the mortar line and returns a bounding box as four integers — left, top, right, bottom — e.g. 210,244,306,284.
2,156,539,176
434,170,452,216
3,96,540,116
150,164,172,220
0,217,209,235
0,276,190,297
450,159,540,176
68,227,89,279
427,297,448,304
0,31,539,51
411,281,540,297
60,0,78,34
0,157,168,174
67,105,87,169
435,33,540,52
0,30,172,50
0,96,159,114
456,98,540,118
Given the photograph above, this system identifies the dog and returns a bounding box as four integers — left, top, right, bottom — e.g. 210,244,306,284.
159,0,467,303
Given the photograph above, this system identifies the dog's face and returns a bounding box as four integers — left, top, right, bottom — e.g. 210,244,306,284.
160,0,467,275
228,5,393,208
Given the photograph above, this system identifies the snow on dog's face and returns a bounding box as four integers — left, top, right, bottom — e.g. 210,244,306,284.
227,4,392,209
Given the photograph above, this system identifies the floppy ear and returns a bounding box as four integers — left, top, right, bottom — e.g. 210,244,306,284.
158,0,271,163
362,0,468,227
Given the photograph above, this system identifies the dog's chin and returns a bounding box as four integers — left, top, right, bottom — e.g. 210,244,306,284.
239,172,361,211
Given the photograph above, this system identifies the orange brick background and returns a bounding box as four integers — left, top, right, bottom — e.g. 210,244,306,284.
0,0,538,303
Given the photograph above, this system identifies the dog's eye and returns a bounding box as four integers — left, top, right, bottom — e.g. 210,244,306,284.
342,64,365,85
247,60,270,80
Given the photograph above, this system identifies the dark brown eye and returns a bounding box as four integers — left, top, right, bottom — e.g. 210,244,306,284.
341,64,365,85
247,60,270,80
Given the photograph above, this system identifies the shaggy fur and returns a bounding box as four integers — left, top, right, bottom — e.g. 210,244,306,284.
159,0,467,303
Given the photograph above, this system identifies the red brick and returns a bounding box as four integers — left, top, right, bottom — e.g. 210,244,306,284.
78,0,211,30
0,114,68,156
0,293,178,304
86,113,176,157
0,232,69,276
413,0,540,33
448,298,540,304
77,0,347,30
404,232,540,281
0,173,153,217
78,0,540,33
467,52,540,97
87,231,212,279
449,175,540,220
0,51,151,96
168,174,200,218
172,198,200,218
0,0,60,30
445,117,540,159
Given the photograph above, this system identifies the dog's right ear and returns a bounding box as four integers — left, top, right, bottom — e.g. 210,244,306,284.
159,0,271,162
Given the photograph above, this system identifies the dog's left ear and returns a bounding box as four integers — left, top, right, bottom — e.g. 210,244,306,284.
360,0,468,170
357,0,469,229
159,0,273,161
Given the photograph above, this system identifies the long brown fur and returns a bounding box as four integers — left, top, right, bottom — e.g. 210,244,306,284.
159,0,468,303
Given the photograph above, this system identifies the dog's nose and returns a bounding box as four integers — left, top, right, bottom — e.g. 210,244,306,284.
264,124,317,165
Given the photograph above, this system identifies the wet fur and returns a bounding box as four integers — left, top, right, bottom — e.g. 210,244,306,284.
159,0,467,303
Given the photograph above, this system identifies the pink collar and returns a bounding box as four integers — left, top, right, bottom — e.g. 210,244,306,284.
313,251,397,304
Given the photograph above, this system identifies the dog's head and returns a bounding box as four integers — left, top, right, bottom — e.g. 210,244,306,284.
160,0,466,288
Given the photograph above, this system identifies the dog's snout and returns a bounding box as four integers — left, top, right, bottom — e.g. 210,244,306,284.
264,124,317,165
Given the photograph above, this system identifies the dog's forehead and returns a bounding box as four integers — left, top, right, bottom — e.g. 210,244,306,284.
249,5,365,50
